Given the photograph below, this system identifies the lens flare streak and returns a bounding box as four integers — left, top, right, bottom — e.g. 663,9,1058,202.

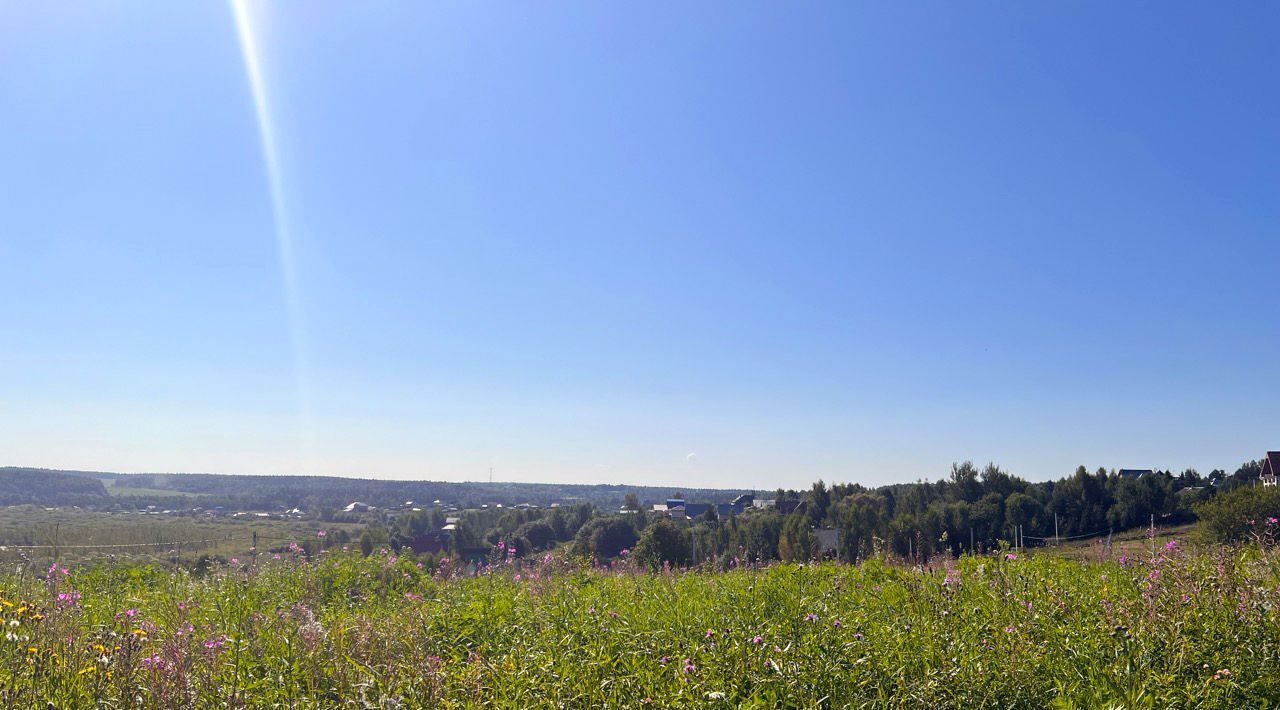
230,0,315,469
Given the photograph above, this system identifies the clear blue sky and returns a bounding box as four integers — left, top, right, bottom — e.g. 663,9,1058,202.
2,2,1276,489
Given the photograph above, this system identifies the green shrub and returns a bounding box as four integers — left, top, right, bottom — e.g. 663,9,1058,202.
1195,485,1280,543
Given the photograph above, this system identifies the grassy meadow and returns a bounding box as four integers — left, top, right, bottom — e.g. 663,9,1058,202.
0,539,1277,708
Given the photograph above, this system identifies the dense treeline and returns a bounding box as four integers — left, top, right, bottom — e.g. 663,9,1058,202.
3,468,746,514
0,469,108,506
414,460,1268,568
721,460,1262,564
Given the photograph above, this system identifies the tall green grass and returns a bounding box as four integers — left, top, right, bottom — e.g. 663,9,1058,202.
0,542,1275,707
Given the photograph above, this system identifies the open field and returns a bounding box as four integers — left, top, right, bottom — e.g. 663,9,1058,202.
1039,523,1201,562
101,480,204,498
0,544,1276,707
0,507,359,564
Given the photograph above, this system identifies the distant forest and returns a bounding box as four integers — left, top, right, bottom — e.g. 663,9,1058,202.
3,459,1265,566
403,459,1266,567
0,467,748,513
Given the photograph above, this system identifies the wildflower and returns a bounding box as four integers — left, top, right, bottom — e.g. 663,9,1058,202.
1164,540,1179,551
230,558,239,565
833,619,842,628
683,658,696,673
1005,553,1017,560
1004,625,1015,633
317,530,327,537
707,691,725,699
705,628,715,638
123,609,137,618
620,549,630,557
1269,518,1278,526
752,635,763,644
804,613,818,621
658,656,668,665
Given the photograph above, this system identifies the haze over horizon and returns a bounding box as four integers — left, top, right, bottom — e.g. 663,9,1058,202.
2,3,1277,490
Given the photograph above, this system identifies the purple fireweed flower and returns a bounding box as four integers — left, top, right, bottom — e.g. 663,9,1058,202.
1005,553,1017,560
683,659,695,673
124,608,137,618
1268,517,1278,526
1164,540,1179,551
658,656,668,665
752,635,763,644
804,613,818,621
619,549,630,557
705,628,715,638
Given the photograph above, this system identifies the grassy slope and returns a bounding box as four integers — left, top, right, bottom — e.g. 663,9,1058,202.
0,547,1275,707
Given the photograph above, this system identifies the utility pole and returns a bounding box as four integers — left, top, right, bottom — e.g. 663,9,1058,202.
970,527,974,555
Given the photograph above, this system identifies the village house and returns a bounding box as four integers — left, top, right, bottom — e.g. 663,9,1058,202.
1261,451,1279,487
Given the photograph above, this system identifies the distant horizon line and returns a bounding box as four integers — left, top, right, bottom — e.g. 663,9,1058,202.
7,457,1261,493
4,464,762,492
